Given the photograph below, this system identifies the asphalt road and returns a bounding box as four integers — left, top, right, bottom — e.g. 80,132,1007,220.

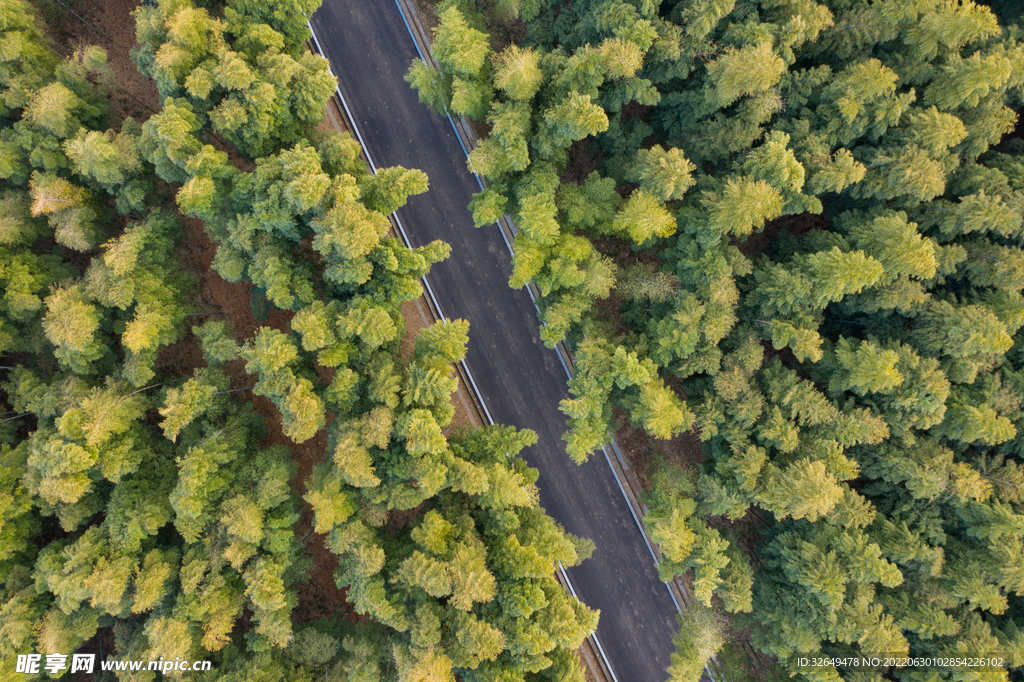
310,2,681,679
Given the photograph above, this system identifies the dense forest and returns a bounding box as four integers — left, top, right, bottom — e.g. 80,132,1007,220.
0,0,597,680
4,0,1024,680
406,0,1024,680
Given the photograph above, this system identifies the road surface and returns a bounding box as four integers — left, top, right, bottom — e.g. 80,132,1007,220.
310,2,681,680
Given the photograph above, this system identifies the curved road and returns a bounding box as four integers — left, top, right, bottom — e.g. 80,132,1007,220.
310,2,680,680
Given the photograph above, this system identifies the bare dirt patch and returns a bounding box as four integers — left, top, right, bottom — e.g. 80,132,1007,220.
613,407,705,490
562,139,604,185
40,0,160,123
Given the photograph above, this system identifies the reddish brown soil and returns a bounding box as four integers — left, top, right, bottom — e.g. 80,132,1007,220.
613,408,705,490
581,653,598,682
41,0,160,123
496,16,527,48
620,100,654,122
562,139,604,185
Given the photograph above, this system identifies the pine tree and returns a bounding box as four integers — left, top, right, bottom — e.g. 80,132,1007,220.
433,7,491,81
666,603,724,682
361,166,429,216
632,381,693,440
132,548,178,614
41,284,105,374
609,189,677,245
0,0,59,115
193,319,240,365
828,337,904,395
138,97,202,183
407,60,451,114
240,327,325,443
64,125,141,192
914,299,1012,364
705,42,786,108
541,92,609,149
924,52,1013,111
486,101,532,172
223,0,320,54
159,372,220,442
134,1,336,157
492,45,543,102
758,459,844,522
29,171,99,250
24,81,88,139
627,145,695,201
702,177,784,240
